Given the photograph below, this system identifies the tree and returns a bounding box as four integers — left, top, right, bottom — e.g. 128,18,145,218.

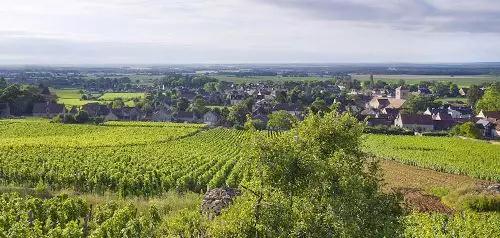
449,83,459,97
75,110,90,123
203,82,218,93
175,97,190,112
212,111,403,237
275,90,288,104
0,77,8,89
430,82,449,97
449,122,481,139
189,96,209,116
404,95,441,114
310,98,329,114
228,102,251,127
267,110,296,131
361,81,371,90
467,85,482,108
476,86,500,112
112,98,125,109
244,114,266,131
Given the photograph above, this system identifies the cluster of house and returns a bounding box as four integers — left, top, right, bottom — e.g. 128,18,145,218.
0,101,222,126
360,86,499,138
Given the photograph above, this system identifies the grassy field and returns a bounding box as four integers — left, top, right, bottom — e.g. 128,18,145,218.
436,97,469,104
213,74,500,86
99,92,145,101
215,75,334,83
352,74,500,87
52,89,141,107
364,134,500,181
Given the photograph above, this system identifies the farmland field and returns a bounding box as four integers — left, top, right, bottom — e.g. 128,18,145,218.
352,74,500,87
99,92,145,101
52,89,140,107
213,74,500,86
0,120,250,196
214,75,334,83
364,134,500,181
0,120,499,236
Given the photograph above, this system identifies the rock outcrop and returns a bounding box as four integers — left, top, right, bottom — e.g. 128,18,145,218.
201,187,240,219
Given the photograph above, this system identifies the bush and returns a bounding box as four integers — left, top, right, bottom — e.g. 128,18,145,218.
365,125,414,135
461,195,500,212
449,122,481,139
161,209,207,237
75,110,90,123
51,114,76,124
421,131,449,137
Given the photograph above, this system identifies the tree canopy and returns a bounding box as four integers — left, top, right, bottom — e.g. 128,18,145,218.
266,110,297,131
211,111,403,237
476,86,500,112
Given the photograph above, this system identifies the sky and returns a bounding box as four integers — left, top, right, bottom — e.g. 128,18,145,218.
1,0,500,64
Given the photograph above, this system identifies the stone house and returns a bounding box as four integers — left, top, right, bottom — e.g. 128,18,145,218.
0,103,10,118
394,113,434,131
203,111,220,126
32,102,65,118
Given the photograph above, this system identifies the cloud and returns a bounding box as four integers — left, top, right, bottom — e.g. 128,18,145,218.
1,0,500,63
252,0,500,33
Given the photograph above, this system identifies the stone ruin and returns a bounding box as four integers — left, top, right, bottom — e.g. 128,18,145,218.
201,187,240,219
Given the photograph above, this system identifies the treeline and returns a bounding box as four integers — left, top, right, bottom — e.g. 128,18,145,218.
0,78,51,115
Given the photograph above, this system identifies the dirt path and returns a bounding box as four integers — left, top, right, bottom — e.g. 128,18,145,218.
379,160,496,213
380,159,491,191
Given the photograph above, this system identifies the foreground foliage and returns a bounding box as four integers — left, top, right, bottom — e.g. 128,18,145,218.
211,111,404,237
404,211,500,238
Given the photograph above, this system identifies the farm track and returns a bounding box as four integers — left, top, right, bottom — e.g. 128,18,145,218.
380,159,491,192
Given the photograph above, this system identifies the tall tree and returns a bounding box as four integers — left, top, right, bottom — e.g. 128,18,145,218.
267,110,297,131
467,85,482,108
404,95,441,114
476,86,500,112
210,111,403,237
0,77,7,89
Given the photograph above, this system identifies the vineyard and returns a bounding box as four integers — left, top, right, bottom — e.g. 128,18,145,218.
0,120,251,197
0,119,499,236
363,135,500,181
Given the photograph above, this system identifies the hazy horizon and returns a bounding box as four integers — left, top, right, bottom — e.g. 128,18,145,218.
2,0,500,64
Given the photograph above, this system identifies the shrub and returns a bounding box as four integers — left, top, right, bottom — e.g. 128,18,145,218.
75,110,90,123
449,122,481,139
364,125,414,135
461,195,500,212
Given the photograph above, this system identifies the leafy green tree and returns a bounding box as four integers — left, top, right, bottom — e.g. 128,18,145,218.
175,97,190,112
310,97,329,114
476,86,500,112
189,96,209,116
449,83,459,97
467,85,482,108
244,114,266,131
275,90,288,104
0,77,8,89
203,82,218,93
267,110,296,131
449,122,481,139
430,82,449,97
75,110,90,123
228,99,253,126
404,95,441,114
112,98,125,109
213,111,403,237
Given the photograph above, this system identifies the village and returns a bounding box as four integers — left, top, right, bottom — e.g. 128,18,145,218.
1,73,498,139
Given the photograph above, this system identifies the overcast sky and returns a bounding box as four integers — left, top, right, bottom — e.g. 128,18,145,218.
1,0,500,64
